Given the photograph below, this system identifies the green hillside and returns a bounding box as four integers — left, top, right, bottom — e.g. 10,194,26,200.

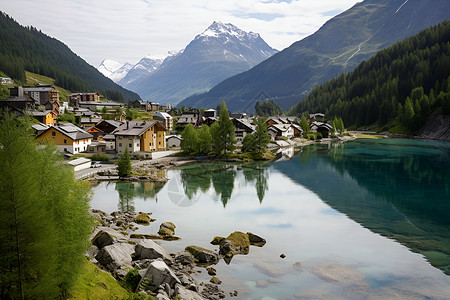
0,12,140,101
288,21,450,133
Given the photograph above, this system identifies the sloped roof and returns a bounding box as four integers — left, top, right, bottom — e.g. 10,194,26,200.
38,123,93,140
67,157,91,166
113,121,165,136
154,111,172,119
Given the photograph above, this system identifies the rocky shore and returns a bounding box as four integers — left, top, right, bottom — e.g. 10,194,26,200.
87,209,266,299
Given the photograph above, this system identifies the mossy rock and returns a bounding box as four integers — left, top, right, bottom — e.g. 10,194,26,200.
129,234,162,240
210,236,225,245
219,231,250,256
185,245,219,264
158,227,174,237
135,213,151,225
160,222,176,231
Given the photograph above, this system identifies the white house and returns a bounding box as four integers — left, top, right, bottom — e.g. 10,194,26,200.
166,135,182,148
67,157,91,172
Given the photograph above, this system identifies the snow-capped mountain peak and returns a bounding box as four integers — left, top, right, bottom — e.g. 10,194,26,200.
98,59,133,82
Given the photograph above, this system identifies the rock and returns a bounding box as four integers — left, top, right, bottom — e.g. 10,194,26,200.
247,232,266,247
86,244,99,263
207,267,216,276
210,236,225,245
158,222,176,236
306,262,366,285
137,259,181,293
135,213,151,225
91,227,127,249
230,290,238,297
174,250,195,266
280,253,286,259
175,284,205,300
130,234,162,239
134,239,172,262
95,243,135,273
200,283,226,299
219,231,250,263
185,246,219,264
253,261,284,277
210,276,222,285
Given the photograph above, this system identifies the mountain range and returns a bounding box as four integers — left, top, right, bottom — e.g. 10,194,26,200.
0,12,140,101
178,0,450,113
100,21,278,105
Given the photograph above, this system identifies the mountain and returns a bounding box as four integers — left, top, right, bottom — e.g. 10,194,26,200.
97,59,133,83
118,54,168,87
178,0,450,112
0,12,140,101
289,20,450,135
123,21,278,105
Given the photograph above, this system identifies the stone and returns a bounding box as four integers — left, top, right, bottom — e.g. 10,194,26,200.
280,253,286,259
219,231,250,256
95,243,135,272
210,236,225,245
207,267,216,276
185,246,219,264
135,213,151,225
91,228,124,249
230,290,239,297
130,233,162,239
137,259,181,293
306,262,366,285
158,227,174,237
210,276,222,285
175,284,205,300
134,239,172,262
86,244,99,262
174,250,195,266
253,261,284,277
247,232,266,247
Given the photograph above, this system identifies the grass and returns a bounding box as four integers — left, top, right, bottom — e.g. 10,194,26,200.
25,71,72,102
69,259,129,299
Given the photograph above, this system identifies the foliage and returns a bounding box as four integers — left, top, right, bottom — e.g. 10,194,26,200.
289,21,450,132
57,111,76,123
255,100,282,116
299,116,310,133
180,124,198,155
118,148,132,177
123,268,141,292
333,117,345,135
211,100,236,155
0,12,139,100
253,117,271,153
242,133,257,153
90,154,110,162
0,114,92,298
197,125,212,155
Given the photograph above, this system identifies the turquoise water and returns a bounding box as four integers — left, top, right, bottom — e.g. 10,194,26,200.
91,139,450,299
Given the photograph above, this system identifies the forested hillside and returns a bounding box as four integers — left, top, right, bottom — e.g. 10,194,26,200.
0,12,139,101
289,21,450,132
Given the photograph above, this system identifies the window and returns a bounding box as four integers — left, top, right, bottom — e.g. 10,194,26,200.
64,139,67,144
52,131,56,136
119,143,122,147
129,143,132,148
159,141,161,145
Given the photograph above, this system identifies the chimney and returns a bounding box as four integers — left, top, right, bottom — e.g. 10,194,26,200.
18,86,24,97
126,121,129,130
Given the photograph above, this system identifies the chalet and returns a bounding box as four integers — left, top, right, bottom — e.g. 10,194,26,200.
176,113,201,130
31,123,49,136
150,102,161,111
113,121,166,155
166,135,182,148
36,123,93,154
30,110,57,125
86,141,106,153
10,85,60,107
265,117,280,126
310,121,333,138
308,113,325,124
84,126,105,141
103,134,116,152
130,100,151,111
0,95,35,111
202,117,217,127
95,119,123,134
204,109,218,118
68,92,100,106
230,113,248,119
153,111,173,131
267,124,295,141
81,115,102,127
291,124,304,137
232,118,255,145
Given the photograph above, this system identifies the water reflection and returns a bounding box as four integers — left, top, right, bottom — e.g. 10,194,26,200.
115,181,166,212
275,139,450,275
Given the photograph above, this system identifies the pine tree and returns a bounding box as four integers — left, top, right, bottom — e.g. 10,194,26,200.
253,117,271,154
118,148,132,177
211,100,236,155
180,124,198,155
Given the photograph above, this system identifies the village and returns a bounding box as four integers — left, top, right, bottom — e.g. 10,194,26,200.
0,82,339,172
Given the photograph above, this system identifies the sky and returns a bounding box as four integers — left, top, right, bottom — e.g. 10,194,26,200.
1,0,360,68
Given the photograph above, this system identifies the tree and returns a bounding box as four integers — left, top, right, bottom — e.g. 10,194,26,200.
242,133,257,153
180,124,198,155
253,117,271,154
197,125,211,155
211,100,236,155
118,148,132,177
299,116,310,133
0,114,91,299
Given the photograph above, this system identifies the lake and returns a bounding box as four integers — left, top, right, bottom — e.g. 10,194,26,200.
90,138,450,299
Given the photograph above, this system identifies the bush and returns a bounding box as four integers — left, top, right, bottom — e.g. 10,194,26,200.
122,269,141,292
90,154,110,162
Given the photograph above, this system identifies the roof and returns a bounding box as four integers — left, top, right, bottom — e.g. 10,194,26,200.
268,124,293,132
113,121,165,136
30,110,55,117
31,123,49,131
166,135,182,140
38,123,93,140
233,118,255,132
103,134,115,140
97,119,123,128
4,96,34,102
154,111,172,119
67,157,91,166
291,124,303,132
23,86,56,93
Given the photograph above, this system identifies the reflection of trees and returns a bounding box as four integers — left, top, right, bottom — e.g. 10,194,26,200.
134,181,166,201
211,165,236,207
180,165,212,200
243,163,269,203
116,182,136,212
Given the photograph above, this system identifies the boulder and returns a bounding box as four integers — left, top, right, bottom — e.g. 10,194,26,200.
173,250,195,266
175,284,205,300
207,267,216,276
210,276,222,285
91,227,126,249
219,231,250,260
158,222,176,236
95,243,135,273
135,213,152,225
185,246,219,264
137,259,181,293
134,239,172,261
247,232,266,247
210,236,225,245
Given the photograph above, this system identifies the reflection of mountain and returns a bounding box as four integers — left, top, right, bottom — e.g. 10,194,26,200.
177,162,269,206
274,139,450,275
115,181,166,212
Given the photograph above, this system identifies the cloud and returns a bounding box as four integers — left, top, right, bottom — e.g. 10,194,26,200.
1,0,359,67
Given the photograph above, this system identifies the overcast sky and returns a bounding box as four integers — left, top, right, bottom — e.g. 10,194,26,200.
2,0,360,67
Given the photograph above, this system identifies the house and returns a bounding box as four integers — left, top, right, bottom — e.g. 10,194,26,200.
267,124,295,141
265,117,281,126
0,95,35,111
176,113,201,131
103,134,116,152
291,124,304,137
79,101,124,111
86,141,106,153
153,111,173,131
166,135,182,148
204,109,218,118
68,92,100,106
81,115,102,127
95,119,123,134
1,77,14,84
202,117,217,127
308,113,325,123
113,121,166,155
232,118,255,145
30,110,57,125
36,123,93,154
31,123,50,135
10,85,60,107
84,126,105,141
150,102,161,111
310,121,333,138
130,100,151,111
67,157,92,172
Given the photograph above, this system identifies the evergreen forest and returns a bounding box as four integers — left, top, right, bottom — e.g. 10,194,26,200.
0,12,140,101
288,21,450,132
